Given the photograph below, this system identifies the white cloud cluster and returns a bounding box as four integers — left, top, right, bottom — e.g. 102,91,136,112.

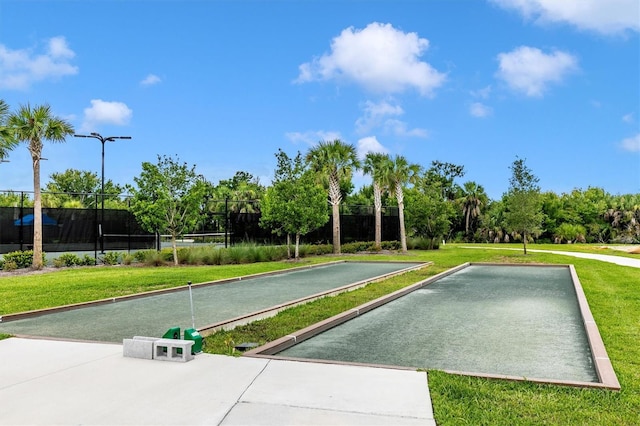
496,46,578,97
0,36,78,90
80,99,132,132
141,74,161,86
620,134,640,152
490,0,639,35
357,136,389,159
296,22,446,96
470,102,493,117
356,100,428,137
285,130,343,146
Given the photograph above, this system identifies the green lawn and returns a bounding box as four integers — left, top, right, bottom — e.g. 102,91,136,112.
1,244,638,425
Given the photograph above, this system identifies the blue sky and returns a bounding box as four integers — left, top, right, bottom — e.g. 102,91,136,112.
1,0,638,200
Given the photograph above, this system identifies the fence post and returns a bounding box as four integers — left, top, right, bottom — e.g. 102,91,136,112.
19,191,24,251
94,193,98,265
224,197,229,248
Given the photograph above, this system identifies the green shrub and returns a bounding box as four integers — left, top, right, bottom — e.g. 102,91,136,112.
122,253,135,265
408,237,439,250
223,247,247,264
133,250,149,262
2,250,46,269
101,251,121,265
56,253,82,267
381,240,400,250
80,254,95,266
143,250,166,266
2,259,17,271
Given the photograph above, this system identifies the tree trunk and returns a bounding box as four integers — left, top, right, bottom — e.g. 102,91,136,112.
286,233,291,259
523,231,528,255
332,202,341,254
295,233,300,259
395,183,408,253
171,234,179,265
32,157,43,269
373,181,382,250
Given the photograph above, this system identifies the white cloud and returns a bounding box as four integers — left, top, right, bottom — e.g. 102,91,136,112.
489,0,639,35
285,130,343,146
471,85,492,99
295,22,446,96
622,113,634,123
383,119,429,138
0,36,78,90
357,136,389,159
496,46,578,97
355,100,403,134
620,133,640,152
355,100,428,137
141,74,161,86
470,102,493,117
80,99,132,132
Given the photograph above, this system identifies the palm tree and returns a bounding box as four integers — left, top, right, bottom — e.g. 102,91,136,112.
0,100,18,159
362,152,391,250
459,181,487,241
8,104,74,268
306,139,360,254
384,155,421,253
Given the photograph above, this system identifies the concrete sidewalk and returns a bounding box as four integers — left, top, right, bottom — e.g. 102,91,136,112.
0,338,435,425
463,246,640,268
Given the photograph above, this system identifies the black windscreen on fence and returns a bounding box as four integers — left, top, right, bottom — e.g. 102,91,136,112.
0,207,155,253
0,194,400,254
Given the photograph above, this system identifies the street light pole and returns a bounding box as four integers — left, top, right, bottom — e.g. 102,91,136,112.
74,133,131,253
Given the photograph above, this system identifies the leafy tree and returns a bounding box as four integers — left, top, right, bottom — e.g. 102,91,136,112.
260,150,328,258
479,199,508,243
129,155,207,265
362,152,392,249
405,181,454,249
210,171,264,214
0,100,18,160
306,139,359,254
44,168,124,208
7,103,74,268
504,157,544,254
383,155,421,253
458,181,488,241
425,160,465,200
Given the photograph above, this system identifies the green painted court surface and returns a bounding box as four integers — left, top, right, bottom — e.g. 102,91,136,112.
0,262,420,342
277,265,599,384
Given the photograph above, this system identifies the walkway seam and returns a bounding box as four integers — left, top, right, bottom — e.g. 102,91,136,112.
217,358,272,425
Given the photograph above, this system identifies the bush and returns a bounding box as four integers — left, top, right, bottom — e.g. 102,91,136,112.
80,254,96,266
134,250,149,263
408,237,439,250
2,259,17,271
101,251,121,265
143,250,166,266
2,250,46,269
122,253,135,265
54,253,81,268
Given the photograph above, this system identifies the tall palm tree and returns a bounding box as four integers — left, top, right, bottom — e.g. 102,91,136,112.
384,155,421,253
459,181,487,241
0,100,18,159
8,104,74,268
362,152,391,250
306,139,359,254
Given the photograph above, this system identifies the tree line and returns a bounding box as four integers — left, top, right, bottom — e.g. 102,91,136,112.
2,100,639,267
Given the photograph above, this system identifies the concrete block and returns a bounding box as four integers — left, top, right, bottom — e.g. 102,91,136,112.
153,338,194,362
123,338,155,360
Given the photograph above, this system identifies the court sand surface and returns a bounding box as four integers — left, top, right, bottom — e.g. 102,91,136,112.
0,261,424,342
251,263,619,390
